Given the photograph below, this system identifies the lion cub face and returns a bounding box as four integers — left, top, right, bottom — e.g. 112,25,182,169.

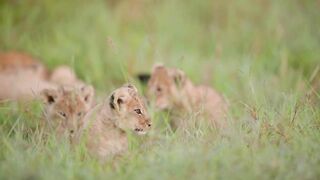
109,84,151,135
147,65,186,110
41,85,94,138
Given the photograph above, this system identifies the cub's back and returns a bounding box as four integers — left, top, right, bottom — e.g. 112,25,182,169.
196,85,228,123
0,52,48,78
0,73,55,101
0,52,53,101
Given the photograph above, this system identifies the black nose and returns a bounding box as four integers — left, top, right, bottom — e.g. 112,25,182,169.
148,123,151,127
70,130,74,134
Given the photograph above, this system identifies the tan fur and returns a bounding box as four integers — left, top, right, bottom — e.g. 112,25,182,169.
0,51,48,78
50,65,84,87
0,52,83,101
85,84,151,160
0,72,56,101
147,64,228,128
40,85,94,144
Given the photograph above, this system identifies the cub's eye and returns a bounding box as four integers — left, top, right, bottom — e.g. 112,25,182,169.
77,112,83,117
134,109,142,115
59,112,67,118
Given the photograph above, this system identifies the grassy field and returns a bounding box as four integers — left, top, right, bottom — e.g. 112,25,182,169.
0,0,319,179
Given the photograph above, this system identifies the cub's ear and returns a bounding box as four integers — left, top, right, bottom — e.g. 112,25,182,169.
109,93,116,110
109,92,125,111
124,83,137,90
125,83,138,94
172,69,186,87
80,85,95,107
137,73,151,85
40,89,59,105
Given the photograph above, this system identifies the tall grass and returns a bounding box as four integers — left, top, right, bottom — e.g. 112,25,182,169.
0,0,319,179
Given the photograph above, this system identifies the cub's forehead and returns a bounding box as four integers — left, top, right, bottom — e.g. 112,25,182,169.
150,68,172,85
117,87,130,94
117,86,136,95
55,91,86,111
127,95,146,108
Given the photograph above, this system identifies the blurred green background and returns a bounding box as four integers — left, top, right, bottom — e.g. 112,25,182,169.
0,0,319,179
1,0,319,89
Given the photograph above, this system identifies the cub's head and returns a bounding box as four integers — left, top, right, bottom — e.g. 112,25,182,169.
147,64,187,110
50,66,81,86
40,85,94,138
109,84,151,135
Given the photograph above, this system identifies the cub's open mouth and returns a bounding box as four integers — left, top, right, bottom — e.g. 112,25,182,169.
134,128,146,135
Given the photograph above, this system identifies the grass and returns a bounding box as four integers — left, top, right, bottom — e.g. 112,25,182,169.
0,0,319,179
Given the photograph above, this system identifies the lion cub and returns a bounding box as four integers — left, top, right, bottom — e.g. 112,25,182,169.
0,51,48,77
85,84,152,160
146,64,228,128
40,85,94,143
0,51,84,101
